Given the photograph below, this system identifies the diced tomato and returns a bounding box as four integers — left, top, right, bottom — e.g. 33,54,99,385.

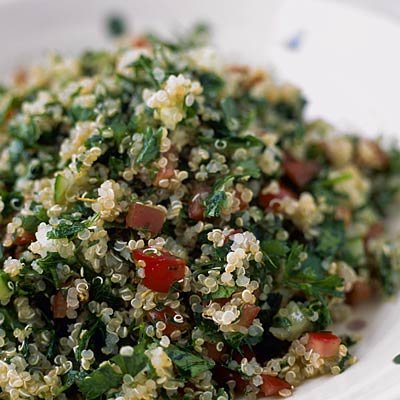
283,155,320,188
244,70,267,90
52,291,67,319
223,229,242,245
204,342,227,363
364,222,384,243
237,304,260,328
131,35,152,49
235,191,249,211
154,164,175,186
335,206,351,227
233,345,255,363
213,297,231,307
126,203,166,235
346,281,373,305
132,249,186,293
357,139,389,170
306,332,341,358
3,108,15,124
260,375,291,397
188,183,211,221
153,151,177,186
148,307,189,336
14,230,36,246
258,183,296,211
213,365,249,394
227,64,249,74
13,68,27,86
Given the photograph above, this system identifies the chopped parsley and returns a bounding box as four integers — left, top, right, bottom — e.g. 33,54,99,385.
135,127,163,166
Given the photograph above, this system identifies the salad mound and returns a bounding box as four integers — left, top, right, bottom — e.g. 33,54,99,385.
0,26,400,399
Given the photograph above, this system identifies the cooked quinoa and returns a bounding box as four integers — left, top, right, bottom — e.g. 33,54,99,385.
0,26,400,399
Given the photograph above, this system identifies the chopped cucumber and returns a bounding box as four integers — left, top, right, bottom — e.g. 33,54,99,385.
0,272,12,301
270,301,312,341
54,175,70,203
342,237,366,267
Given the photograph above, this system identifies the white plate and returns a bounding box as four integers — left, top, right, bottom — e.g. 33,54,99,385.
1,1,400,399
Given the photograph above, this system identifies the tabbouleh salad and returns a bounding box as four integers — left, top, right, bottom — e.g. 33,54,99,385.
0,25,400,400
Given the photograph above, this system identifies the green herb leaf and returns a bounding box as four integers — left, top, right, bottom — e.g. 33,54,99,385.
262,239,289,258
67,106,96,122
56,370,88,396
315,219,345,259
284,244,344,298
204,191,227,218
111,342,147,376
37,253,65,287
77,363,122,400
377,252,397,296
84,134,104,148
110,117,128,146
233,158,261,178
21,215,41,233
340,334,358,348
208,285,236,300
204,175,235,218
8,118,40,146
198,72,225,99
221,97,239,131
75,318,102,362
340,237,366,267
226,135,264,149
224,331,246,349
107,14,127,37
393,354,400,364
166,346,215,377
287,273,344,299
135,127,163,166
0,190,23,217
47,220,85,239
261,239,289,271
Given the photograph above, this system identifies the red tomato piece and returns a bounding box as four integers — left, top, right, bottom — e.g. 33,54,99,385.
233,345,255,363
364,222,384,243
148,307,189,336
283,155,320,188
213,297,231,307
223,229,242,245
237,304,261,328
357,139,389,170
188,183,211,221
126,203,166,235
346,281,373,305
260,375,291,397
14,68,27,86
306,332,341,358
258,183,296,211
154,164,175,186
153,151,177,186
132,249,186,293
213,365,249,394
52,291,67,319
131,35,152,49
14,231,36,246
234,191,249,211
204,342,227,363
4,108,16,124
335,206,352,227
